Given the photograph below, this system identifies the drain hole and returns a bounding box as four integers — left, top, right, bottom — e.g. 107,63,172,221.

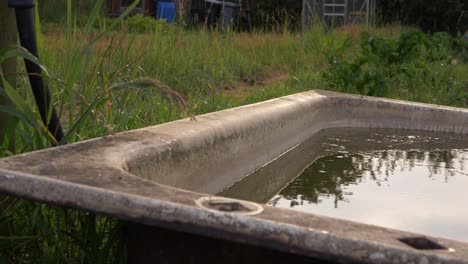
206,200,251,212
399,237,447,250
195,197,263,215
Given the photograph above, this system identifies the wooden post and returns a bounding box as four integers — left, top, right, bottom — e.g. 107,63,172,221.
0,1,18,150
175,0,192,23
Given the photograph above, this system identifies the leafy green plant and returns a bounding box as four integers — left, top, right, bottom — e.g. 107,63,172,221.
322,29,466,98
125,14,169,33
453,33,468,62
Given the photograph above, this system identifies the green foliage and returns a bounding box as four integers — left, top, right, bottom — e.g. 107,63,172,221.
0,0,144,262
0,199,126,263
454,33,468,62
125,14,169,33
323,30,467,100
38,0,97,22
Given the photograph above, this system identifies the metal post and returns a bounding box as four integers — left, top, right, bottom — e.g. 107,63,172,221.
372,0,376,25
366,0,369,25
302,0,306,30
343,0,347,25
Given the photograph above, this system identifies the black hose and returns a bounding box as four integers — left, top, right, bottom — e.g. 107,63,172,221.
12,6,65,143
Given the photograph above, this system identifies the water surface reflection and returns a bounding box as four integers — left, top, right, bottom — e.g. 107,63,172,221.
269,129,468,242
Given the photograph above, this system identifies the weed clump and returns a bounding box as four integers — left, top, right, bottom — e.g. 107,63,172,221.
125,14,169,33
323,30,468,106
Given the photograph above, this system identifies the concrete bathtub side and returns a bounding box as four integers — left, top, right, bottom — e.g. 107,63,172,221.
123,90,468,194
123,91,329,194
0,90,468,263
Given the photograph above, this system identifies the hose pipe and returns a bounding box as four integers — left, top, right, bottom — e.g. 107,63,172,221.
8,0,65,143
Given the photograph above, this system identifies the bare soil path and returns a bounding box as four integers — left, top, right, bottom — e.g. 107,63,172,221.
223,72,290,101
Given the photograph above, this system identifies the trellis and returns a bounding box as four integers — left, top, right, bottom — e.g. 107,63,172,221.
302,0,376,28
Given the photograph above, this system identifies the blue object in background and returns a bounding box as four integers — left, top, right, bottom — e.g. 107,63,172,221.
156,1,176,23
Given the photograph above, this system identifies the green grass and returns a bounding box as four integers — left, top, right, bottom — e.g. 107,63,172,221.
0,2,467,262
